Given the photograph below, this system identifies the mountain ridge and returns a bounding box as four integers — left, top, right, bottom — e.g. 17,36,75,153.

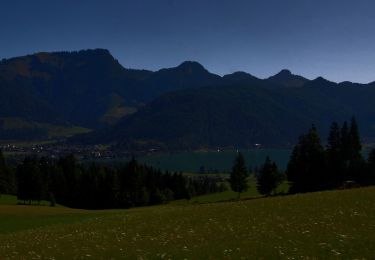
1,49,375,147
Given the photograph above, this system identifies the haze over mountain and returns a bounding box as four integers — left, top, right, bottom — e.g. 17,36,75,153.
1,49,375,148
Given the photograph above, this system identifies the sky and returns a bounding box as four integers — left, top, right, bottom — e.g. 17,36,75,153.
1,0,375,83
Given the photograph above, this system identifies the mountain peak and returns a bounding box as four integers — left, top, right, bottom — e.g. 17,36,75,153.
223,71,259,83
267,69,308,88
269,69,294,79
167,61,210,76
78,48,112,55
177,61,206,70
308,76,337,87
313,76,330,83
277,69,292,76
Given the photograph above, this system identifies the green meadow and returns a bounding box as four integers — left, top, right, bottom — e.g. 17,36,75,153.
0,187,374,258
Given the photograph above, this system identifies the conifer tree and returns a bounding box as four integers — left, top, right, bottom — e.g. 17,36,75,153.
340,121,351,163
366,149,375,185
256,156,279,196
347,117,366,183
349,117,362,161
327,122,341,152
229,152,249,199
368,149,375,165
326,122,344,186
286,125,325,193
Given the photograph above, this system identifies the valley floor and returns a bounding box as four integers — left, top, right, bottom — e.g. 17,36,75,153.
0,187,375,258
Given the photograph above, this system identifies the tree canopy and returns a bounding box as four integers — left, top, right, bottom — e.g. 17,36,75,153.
229,152,249,198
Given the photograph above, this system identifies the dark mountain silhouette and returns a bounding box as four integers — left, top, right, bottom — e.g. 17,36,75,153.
0,50,227,130
222,71,260,83
136,61,222,100
2,49,375,148
0,49,137,128
267,69,309,88
74,80,375,150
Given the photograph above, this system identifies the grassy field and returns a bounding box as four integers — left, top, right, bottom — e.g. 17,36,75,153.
0,187,374,258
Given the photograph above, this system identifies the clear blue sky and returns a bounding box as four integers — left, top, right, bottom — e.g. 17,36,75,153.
1,0,375,83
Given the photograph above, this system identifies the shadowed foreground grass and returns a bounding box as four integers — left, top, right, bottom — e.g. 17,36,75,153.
0,205,120,234
0,187,374,258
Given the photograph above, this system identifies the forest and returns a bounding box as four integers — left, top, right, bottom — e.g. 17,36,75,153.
234,117,375,197
1,117,375,210
0,154,225,209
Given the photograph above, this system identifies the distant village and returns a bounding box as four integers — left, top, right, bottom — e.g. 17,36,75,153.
0,143,126,161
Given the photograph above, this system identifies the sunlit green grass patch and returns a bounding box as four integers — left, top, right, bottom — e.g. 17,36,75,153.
177,176,289,204
0,194,62,207
0,194,18,205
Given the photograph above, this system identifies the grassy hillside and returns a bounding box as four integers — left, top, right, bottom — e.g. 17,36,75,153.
0,117,91,140
0,187,374,258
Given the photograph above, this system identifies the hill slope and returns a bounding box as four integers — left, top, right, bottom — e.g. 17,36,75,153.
0,50,223,131
80,78,375,149
0,187,374,258
3,49,375,146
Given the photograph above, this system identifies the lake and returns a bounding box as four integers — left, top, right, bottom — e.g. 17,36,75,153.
137,149,292,173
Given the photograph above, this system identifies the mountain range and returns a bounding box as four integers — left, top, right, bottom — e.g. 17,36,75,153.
1,49,375,148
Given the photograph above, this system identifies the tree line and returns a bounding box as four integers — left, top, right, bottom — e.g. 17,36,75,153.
1,154,225,209
2,117,375,207
229,152,284,198
286,117,375,193
229,117,375,197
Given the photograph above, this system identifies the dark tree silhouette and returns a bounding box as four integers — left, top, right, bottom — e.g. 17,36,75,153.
0,150,15,195
366,149,375,185
346,117,365,183
17,157,43,204
349,117,362,161
286,125,325,193
229,152,249,199
15,154,222,209
256,156,280,196
326,122,345,186
287,119,373,193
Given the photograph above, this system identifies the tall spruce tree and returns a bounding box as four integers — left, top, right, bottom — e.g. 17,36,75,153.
326,122,344,186
347,117,366,183
349,117,362,161
366,149,375,185
340,121,351,164
229,152,249,199
256,156,279,196
286,125,325,193
327,122,341,152
368,149,375,165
